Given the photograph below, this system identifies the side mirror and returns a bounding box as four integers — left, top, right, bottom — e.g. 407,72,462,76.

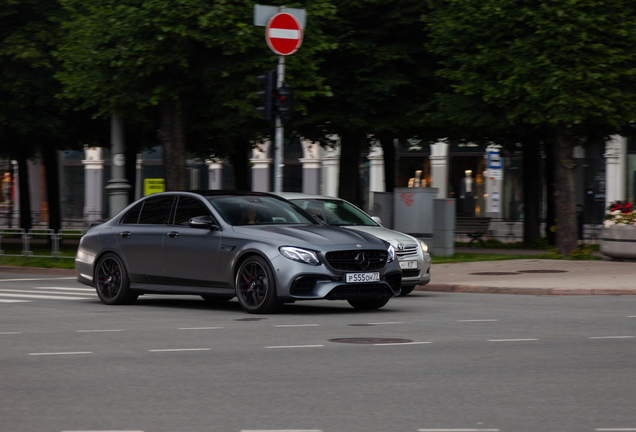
189,216,219,230
371,216,382,225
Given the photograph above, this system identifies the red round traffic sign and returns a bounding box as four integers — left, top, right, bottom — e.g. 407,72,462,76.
266,13,303,56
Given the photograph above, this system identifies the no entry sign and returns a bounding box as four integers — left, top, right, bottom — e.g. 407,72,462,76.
266,12,303,56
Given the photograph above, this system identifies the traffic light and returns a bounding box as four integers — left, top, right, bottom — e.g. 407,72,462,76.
256,69,276,120
275,84,293,124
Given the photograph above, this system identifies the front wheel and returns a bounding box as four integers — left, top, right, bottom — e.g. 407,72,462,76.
235,256,281,314
347,297,390,310
94,253,138,305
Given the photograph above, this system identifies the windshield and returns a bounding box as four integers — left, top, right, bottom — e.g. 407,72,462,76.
290,199,379,227
207,196,319,226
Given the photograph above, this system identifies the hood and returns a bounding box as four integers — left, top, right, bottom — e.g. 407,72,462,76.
232,224,387,249
343,225,421,246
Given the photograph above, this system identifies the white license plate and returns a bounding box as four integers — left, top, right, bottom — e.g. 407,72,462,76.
346,272,380,283
399,260,418,270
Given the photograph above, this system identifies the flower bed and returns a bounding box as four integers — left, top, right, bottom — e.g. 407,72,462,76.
601,201,636,259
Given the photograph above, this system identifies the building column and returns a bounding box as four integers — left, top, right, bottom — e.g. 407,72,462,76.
135,153,143,200
82,147,104,223
250,140,272,193
206,158,223,190
299,139,321,194
11,160,19,226
321,139,340,197
429,140,449,198
605,135,628,208
105,114,131,218
367,143,385,207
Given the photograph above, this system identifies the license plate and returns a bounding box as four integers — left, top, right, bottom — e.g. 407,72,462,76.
399,260,418,270
346,272,380,283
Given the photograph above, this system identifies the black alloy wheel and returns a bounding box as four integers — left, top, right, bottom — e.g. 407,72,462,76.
347,297,390,310
235,256,281,314
94,253,137,305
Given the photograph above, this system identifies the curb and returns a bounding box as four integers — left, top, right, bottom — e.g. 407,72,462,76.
416,284,636,296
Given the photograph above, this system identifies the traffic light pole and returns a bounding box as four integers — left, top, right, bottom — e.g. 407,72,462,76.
274,55,285,193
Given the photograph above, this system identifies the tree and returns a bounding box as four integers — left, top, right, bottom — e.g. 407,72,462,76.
426,0,636,255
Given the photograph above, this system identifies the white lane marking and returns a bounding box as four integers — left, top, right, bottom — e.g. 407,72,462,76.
274,324,319,327
265,345,324,349
458,319,499,322
0,277,76,282
626,316,636,318
375,341,432,346
0,331,22,334
62,430,145,432
418,429,500,431
488,339,538,342
77,329,124,333
0,299,32,303
241,430,322,432
367,322,405,325
34,286,94,292
149,348,211,352
0,293,92,300
589,336,634,339
178,327,224,330
29,351,93,356
595,429,636,431
0,288,96,296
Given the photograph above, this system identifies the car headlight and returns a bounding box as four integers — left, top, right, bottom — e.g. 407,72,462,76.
279,247,321,265
387,244,396,263
418,239,429,254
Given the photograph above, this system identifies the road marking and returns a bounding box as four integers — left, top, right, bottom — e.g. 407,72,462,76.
0,293,93,300
367,322,405,325
77,329,124,333
375,341,432,346
0,277,76,282
0,299,32,303
62,430,145,432
274,324,319,327
488,339,538,342
589,336,634,339
265,345,324,349
418,429,500,431
0,331,22,334
29,351,93,356
241,430,322,432
0,288,95,296
627,316,636,318
458,319,499,322
595,429,636,431
149,348,211,352
178,327,224,330
34,286,94,292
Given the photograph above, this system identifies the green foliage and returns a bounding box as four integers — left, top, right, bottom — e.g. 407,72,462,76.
568,244,596,260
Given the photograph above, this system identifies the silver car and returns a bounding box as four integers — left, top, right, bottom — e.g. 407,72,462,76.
276,193,431,296
76,191,402,313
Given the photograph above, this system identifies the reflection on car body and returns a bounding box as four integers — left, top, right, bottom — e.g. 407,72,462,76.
76,191,402,313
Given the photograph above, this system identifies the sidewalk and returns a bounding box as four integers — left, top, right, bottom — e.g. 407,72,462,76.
418,258,636,296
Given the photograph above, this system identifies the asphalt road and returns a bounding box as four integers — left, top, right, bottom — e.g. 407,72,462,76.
1,273,636,432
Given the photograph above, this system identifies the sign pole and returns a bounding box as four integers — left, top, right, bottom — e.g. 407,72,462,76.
273,10,286,193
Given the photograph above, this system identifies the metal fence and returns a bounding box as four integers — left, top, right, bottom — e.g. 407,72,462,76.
0,228,84,259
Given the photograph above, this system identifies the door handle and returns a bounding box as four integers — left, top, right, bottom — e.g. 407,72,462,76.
167,231,180,238
120,231,132,238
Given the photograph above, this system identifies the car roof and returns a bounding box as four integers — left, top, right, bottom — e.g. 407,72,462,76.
274,192,341,201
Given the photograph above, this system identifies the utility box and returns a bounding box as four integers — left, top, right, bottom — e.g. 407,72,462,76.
369,192,394,229
432,198,456,257
392,187,438,239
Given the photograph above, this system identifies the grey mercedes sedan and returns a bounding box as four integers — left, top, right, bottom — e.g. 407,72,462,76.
76,191,402,314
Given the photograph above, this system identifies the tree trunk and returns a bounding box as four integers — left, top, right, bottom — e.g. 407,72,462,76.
16,153,32,231
338,134,362,206
42,145,61,233
159,99,187,191
229,139,251,191
544,142,556,245
522,141,541,245
553,127,578,256
380,138,396,192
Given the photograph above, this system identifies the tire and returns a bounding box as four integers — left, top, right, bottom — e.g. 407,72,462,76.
235,255,281,314
94,253,138,305
201,294,234,302
347,297,390,310
399,285,416,296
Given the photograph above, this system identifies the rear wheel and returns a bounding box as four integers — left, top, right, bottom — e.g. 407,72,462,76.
347,297,390,310
399,285,416,296
94,253,138,305
235,256,281,314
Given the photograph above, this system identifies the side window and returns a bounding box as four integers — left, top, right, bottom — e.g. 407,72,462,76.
138,196,174,224
174,196,211,226
120,202,143,224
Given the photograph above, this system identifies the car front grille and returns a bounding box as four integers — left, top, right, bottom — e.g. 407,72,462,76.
396,245,418,258
325,250,387,271
325,284,392,300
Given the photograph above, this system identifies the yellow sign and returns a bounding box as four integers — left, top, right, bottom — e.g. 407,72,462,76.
144,179,165,196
